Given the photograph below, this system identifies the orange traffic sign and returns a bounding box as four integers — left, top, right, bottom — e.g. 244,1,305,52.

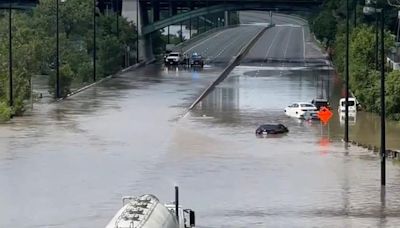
318,106,333,125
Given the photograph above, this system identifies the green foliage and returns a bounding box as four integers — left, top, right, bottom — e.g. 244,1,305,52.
0,101,11,122
98,35,123,77
386,71,400,120
152,30,167,55
313,0,400,120
0,0,138,116
312,10,337,46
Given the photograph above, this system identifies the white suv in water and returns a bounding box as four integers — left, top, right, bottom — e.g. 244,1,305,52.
165,52,183,65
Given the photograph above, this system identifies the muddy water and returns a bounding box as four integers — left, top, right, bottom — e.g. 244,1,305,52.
1,14,400,228
174,64,400,227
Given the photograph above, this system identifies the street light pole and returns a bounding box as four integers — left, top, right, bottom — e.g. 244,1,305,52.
56,0,61,98
345,0,350,143
189,17,192,39
136,0,139,63
375,0,379,70
8,0,13,107
380,8,386,186
116,0,119,37
93,0,97,82
354,0,357,27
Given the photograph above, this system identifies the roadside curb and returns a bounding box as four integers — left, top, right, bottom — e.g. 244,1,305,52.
56,61,146,102
185,25,272,113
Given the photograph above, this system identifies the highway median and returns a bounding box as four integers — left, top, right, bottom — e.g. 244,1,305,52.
186,24,273,113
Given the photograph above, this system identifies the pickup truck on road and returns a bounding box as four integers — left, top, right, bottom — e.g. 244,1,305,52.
165,52,183,65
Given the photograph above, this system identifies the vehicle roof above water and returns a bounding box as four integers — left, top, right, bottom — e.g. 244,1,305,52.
312,98,328,102
258,124,286,129
339,97,357,101
292,102,316,106
191,55,202,59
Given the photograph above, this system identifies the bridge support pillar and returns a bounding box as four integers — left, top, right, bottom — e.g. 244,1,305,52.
122,0,154,62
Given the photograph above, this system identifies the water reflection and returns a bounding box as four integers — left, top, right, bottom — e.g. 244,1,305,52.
339,112,357,126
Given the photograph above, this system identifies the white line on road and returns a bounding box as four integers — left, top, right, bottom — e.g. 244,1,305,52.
302,27,306,60
264,27,284,61
184,29,228,53
283,28,293,59
281,27,294,75
275,24,302,28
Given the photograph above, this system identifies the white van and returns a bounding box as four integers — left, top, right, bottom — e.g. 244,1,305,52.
338,98,357,113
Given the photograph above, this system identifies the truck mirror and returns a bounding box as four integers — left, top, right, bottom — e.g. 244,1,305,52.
189,210,195,226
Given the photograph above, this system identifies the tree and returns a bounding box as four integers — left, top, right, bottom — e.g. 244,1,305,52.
312,10,337,46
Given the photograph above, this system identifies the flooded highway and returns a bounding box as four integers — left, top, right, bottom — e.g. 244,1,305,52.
1,13,400,228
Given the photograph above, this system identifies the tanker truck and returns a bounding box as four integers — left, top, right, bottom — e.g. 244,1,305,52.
105,187,195,228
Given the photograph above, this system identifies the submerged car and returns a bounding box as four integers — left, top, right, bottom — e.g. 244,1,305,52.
338,97,357,113
311,98,330,110
284,102,319,119
255,124,289,135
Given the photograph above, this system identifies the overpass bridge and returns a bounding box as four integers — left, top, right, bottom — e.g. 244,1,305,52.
0,0,323,61
123,0,322,60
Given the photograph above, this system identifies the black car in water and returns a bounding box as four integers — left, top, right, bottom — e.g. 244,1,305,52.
311,98,330,110
255,124,289,135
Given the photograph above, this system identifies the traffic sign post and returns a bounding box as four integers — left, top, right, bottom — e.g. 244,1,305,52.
318,107,333,125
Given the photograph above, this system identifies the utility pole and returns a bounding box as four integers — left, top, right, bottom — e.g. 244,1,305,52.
8,0,13,107
380,8,386,186
116,0,119,37
189,18,192,39
375,0,379,70
56,0,61,98
345,0,350,143
136,0,139,63
93,0,97,82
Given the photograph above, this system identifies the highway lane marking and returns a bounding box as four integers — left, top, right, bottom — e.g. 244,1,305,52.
236,65,333,71
264,27,284,62
275,24,302,28
208,27,254,62
213,28,251,59
281,27,294,75
283,28,294,59
302,27,306,60
184,29,231,54
185,27,243,60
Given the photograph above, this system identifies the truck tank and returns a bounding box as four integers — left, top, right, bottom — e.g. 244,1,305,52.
105,194,179,228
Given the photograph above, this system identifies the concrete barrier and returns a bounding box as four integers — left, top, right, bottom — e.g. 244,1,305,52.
186,25,272,112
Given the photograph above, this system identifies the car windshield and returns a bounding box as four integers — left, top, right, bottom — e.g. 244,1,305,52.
300,104,314,107
341,101,355,106
169,53,179,57
315,101,328,105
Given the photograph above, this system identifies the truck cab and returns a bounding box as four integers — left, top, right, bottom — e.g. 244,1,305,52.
165,52,183,65
164,204,196,228
338,97,357,113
